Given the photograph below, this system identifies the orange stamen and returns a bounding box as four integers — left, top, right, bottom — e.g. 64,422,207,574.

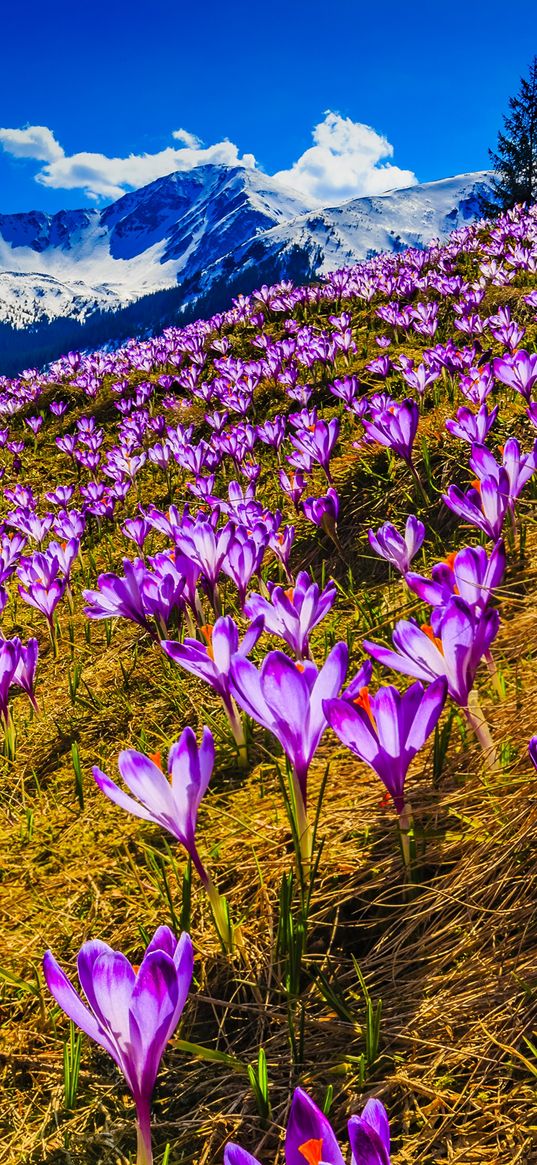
353,686,376,728
471,477,481,493
443,551,457,570
299,1140,323,1165
200,624,214,660
149,751,163,771
295,662,305,673
421,623,444,652
284,587,295,602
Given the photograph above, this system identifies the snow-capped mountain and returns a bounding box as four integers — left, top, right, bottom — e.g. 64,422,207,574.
189,171,492,295
0,167,314,327
0,165,492,367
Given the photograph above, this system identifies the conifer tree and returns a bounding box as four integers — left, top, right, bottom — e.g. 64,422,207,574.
482,56,537,213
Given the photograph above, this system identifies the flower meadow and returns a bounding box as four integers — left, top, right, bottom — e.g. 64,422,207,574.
3,205,537,1164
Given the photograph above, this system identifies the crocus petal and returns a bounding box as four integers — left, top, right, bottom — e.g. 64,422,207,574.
372,687,402,758
118,750,177,821
286,1087,345,1165
309,642,348,748
90,951,135,1050
129,950,181,1100
92,767,159,823
210,617,237,672
230,654,274,731
405,678,446,750
239,614,265,655
347,1104,389,1165
360,1098,391,1151
529,736,537,772
143,926,179,960
324,699,381,768
43,950,116,1060
167,726,213,842
224,1148,261,1165
261,652,311,759
162,639,220,691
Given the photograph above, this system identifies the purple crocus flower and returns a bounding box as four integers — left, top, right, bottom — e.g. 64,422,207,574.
47,539,80,583
46,485,76,506
493,350,537,400
43,927,193,1165
362,399,419,466
302,488,340,538
25,415,43,437
442,472,510,541
364,596,499,708
162,616,264,757
123,517,151,550
470,438,537,504
141,556,186,637
445,403,499,445
54,508,86,541
220,528,266,606
330,374,361,407
224,1086,391,1165
401,362,440,397
175,519,234,612
324,679,446,814
93,728,213,880
19,577,66,632
366,354,393,378
269,522,296,571
244,571,337,659
458,365,495,406
0,639,20,723
12,636,39,710
368,516,425,575
84,559,152,632
405,541,505,618
279,469,307,511
290,418,340,482
257,415,287,450
7,510,54,544
230,643,348,858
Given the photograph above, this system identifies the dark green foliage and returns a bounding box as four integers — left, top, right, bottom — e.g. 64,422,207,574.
482,56,537,214
0,244,321,377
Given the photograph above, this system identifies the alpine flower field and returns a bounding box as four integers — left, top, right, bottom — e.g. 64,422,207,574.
3,204,537,1164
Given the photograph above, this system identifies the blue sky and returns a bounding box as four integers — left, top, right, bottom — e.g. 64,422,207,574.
0,0,536,214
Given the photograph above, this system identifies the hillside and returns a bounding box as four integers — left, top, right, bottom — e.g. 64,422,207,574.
1,203,537,1165
0,167,492,373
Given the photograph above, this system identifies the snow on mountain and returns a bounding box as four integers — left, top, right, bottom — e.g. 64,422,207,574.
211,171,492,287
0,165,492,337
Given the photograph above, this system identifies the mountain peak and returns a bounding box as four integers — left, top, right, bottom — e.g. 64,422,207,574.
0,163,493,372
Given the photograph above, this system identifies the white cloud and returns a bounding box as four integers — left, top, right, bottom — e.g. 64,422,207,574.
0,113,416,207
0,124,64,163
172,128,202,148
272,111,417,205
0,125,256,201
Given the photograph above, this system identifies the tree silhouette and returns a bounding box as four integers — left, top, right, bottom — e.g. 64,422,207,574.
482,56,537,214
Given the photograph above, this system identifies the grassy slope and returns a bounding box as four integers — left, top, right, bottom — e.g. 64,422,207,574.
1,226,537,1164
